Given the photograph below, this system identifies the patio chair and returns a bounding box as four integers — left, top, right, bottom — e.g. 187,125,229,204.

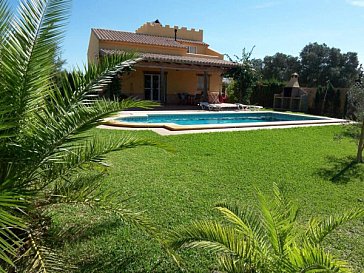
208,92,220,104
177,93,188,105
193,92,203,105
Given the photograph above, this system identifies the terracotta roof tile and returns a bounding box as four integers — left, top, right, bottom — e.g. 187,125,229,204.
92,28,207,48
100,49,237,68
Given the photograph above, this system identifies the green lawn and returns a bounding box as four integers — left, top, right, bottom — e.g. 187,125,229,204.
50,125,364,273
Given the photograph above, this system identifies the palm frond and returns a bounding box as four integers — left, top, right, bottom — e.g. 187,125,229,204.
100,202,159,237
305,208,364,244
168,221,254,260
57,53,143,109
218,254,261,273
0,0,14,142
256,184,298,257
170,184,359,272
0,186,27,271
8,98,157,185
16,231,74,273
0,0,70,139
0,0,11,46
215,203,265,244
48,172,107,204
35,134,163,186
289,244,350,273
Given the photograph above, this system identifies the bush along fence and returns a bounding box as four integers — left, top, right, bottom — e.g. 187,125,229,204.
250,82,348,118
250,81,284,108
311,84,347,118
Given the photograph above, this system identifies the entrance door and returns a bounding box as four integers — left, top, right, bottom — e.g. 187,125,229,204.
144,74,160,101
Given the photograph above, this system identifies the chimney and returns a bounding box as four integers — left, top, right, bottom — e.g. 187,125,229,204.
286,72,300,88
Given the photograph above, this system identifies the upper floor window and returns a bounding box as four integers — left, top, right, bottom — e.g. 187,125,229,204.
187,46,197,54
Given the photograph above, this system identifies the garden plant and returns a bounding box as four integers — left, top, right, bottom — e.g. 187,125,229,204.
168,184,364,273
347,80,364,163
0,0,158,271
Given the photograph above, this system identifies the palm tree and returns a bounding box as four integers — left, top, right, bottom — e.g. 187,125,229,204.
0,0,158,271
168,184,364,273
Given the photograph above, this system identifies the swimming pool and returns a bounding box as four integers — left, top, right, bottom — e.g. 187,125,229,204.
106,111,345,131
117,112,324,125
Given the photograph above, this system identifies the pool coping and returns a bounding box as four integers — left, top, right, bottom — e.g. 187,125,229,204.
103,110,347,133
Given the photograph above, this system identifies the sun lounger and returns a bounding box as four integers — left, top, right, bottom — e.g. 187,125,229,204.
238,104,263,111
199,102,244,111
199,102,263,111
199,102,222,111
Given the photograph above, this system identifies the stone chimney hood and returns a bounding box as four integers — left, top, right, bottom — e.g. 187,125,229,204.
286,72,300,88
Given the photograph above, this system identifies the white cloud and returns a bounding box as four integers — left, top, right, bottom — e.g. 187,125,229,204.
347,0,364,7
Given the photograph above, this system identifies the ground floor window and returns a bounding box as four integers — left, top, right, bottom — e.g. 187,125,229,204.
197,74,210,91
144,73,160,101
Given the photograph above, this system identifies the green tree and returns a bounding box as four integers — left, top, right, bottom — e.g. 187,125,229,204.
250,58,264,76
262,53,301,82
168,184,363,273
0,0,158,271
226,48,261,104
300,43,359,87
347,81,364,163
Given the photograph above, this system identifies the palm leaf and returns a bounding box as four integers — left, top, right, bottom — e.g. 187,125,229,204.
0,185,27,271
171,185,359,272
7,98,157,186
36,135,163,186
168,221,255,261
0,0,71,139
48,172,107,204
218,254,261,273
0,0,14,142
256,184,298,258
305,208,364,244
289,244,350,273
215,203,265,244
57,53,142,109
0,0,11,48
15,231,74,273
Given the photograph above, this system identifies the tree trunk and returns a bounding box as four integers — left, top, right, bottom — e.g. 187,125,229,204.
357,120,364,163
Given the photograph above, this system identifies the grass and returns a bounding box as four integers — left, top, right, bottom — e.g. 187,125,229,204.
50,125,364,272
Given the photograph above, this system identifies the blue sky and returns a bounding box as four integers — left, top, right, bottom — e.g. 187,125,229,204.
9,0,364,69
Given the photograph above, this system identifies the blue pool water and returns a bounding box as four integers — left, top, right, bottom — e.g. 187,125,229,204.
117,112,326,126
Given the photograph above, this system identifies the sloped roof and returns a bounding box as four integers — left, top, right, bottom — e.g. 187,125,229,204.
92,28,207,48
100,49,237,68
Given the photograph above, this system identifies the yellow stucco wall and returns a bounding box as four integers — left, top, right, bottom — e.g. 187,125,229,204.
120,68,222,104
136,22,203,42
87,31,100,63
205,48,224,59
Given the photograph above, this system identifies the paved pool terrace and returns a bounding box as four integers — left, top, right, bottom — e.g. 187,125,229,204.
100,110,347,135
